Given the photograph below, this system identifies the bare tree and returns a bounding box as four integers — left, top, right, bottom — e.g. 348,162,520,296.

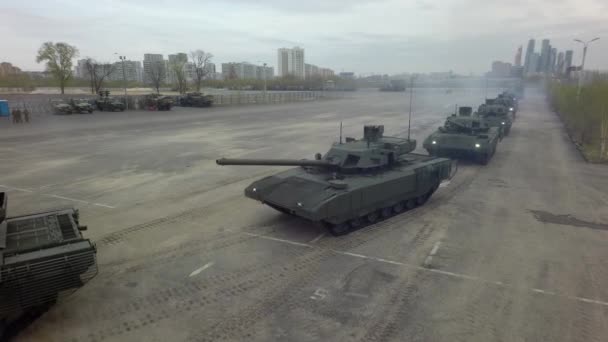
146,61,166,94
84,58,116,94
170,60,188,94
190,50,213,92
35,42,79,94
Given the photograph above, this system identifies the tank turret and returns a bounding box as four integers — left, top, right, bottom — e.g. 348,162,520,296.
217,125,417,173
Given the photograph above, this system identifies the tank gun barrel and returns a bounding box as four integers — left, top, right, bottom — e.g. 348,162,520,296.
216,158,335,167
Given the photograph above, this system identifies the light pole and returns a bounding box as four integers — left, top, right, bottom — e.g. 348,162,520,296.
115,53,128,109
256,60,268,103
574,37,600,99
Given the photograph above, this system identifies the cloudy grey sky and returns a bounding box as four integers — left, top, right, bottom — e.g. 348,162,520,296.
1,0,608,74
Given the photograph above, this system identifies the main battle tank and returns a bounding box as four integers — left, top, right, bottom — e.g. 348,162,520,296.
497,91,518,119
0,192,97,337
477,100,513,138
217,125,453,236
423,107,500,164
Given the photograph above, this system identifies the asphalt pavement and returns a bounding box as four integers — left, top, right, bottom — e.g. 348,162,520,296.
2,88,607,342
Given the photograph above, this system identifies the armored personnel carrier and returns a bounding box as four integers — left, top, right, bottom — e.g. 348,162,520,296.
0,192,97,337
179,92,214,107
70,98,94,114
423,107,500,164
477,100,513,138
217,125,453,236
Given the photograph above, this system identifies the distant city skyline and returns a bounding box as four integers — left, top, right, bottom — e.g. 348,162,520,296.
1,1,606,75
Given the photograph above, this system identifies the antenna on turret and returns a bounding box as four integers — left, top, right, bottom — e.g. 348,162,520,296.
484,77,488,100
339,121,343,144
454,104,458,116
408,75,414,141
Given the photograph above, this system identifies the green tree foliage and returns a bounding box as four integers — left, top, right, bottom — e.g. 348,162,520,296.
35,42,79,94
548,79,608,161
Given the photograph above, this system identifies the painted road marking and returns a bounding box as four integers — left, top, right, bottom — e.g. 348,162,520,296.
0,184,115,209
246,232,608,308
439,180,451,188
0,184,33,193
309,232,325,244
424,241,442,267
189,262,214,277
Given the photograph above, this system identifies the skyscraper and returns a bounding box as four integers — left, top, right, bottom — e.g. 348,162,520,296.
277,47,305,78
549,48,557,73
514,46,523,67
539,39,551,73
524,39,535,74
556,52,565,74
564,50,574,71
529,53,540,73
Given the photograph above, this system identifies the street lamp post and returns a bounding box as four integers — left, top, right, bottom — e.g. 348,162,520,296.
574,37,600,99
115,53,128,109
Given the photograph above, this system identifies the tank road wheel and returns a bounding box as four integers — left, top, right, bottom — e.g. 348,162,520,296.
405,199,417,210
416,192,431,206
349,218,363,229
366,211,379,224
381,207,392,219
328,223,351,236
392,202,405,214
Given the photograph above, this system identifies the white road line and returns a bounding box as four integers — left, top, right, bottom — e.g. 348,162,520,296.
424,241,442,267
189,262,214,277
45,194,90,204
429,241,441,256
93,203,116,209
309,232,325,244
1,184,115,209
439,180,451,188
243,232,314,248
0,184,33,193
245,232,608,308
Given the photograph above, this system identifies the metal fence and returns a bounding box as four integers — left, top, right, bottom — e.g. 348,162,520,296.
1,91,345,116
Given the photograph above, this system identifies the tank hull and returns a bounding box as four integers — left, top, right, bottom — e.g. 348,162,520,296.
243,155,452,230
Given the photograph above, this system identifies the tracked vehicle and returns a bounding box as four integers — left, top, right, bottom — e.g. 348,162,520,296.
217,125,453,236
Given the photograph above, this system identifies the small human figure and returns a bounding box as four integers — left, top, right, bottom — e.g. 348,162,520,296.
12,108,22,124
23,107,30,123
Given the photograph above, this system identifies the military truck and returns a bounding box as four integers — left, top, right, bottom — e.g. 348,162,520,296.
477,100,513,138
179,92,214,107
0,192,97,337
143,94,173,111
423,107,500,164
96,90,125,112
70,99,94,114
217,125,453,236
50,99,73,115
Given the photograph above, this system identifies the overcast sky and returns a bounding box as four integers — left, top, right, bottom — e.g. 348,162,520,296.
1,0,608,75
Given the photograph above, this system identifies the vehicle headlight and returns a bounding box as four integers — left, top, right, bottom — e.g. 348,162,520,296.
501,121,505,125
475,143,481,148
252,187,257,192
509,107,514,111
432,140,437,145
297,202,303,207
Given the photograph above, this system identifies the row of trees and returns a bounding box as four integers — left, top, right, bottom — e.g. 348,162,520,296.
145,50,213,94
548,78,608,162
33,41,215,95
30,41,350,94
